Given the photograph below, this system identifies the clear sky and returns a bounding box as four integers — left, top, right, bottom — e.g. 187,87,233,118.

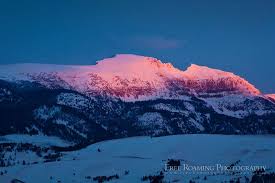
0,0,274,93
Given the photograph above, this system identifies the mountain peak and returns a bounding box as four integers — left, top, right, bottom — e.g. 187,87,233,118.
185,64,235,79
188,63,204,69
182,63,261,95
92,54,183,80
96,54,171,68
96,54,149,64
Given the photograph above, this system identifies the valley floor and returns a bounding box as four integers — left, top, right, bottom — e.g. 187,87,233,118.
1,134,275,183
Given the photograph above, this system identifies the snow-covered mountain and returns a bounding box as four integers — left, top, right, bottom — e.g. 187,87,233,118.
0,54,274,143
0,54,261,100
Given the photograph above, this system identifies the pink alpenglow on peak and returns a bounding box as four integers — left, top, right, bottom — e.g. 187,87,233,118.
182,63,261,95
0,54,263,100
185,64,238,79
266,94,275,102
92,54,185,80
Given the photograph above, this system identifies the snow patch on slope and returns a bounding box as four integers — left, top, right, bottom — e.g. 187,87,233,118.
137,112,172,135
202,95,273,118
57,93,91,110
33,105,62,121
152,103,188,114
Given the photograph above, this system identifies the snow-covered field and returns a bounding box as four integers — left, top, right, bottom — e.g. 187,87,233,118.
1,134,275,183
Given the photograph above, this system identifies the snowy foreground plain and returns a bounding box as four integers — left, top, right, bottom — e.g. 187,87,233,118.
1,134,275,183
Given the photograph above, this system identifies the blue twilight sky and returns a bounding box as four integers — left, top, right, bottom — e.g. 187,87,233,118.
0,0,274,93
